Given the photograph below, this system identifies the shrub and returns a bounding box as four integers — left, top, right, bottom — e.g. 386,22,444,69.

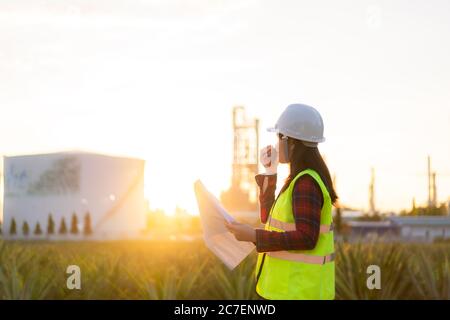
9,218,17,236
47,214,55,235
34,223,43,236
59,217,67,235
22,221,30,237
83,212,92,236
70,213,79,235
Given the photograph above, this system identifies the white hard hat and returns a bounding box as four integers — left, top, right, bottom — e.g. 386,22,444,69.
267,104,325,147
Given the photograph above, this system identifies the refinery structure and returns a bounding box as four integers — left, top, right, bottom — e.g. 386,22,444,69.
221,106,259,215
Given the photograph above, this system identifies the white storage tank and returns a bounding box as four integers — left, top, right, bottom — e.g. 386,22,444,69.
1,151,146,240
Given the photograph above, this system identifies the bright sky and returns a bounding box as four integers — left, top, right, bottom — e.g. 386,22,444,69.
1,0,450,215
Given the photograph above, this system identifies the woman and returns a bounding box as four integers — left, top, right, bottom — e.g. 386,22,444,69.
226,104,338,300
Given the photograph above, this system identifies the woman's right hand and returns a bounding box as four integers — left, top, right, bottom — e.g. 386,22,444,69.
260,145,278,175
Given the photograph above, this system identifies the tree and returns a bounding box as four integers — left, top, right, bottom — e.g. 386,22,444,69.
34,222,43,235
47,213,55,235
0,221,2,235
9,218,17,235
83,212,93,236
22,221,30,236
59,217,67,235
70,212,79,235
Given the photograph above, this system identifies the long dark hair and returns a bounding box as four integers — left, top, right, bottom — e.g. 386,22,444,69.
279,134,338,205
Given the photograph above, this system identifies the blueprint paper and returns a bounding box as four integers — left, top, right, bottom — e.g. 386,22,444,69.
194,180,255,270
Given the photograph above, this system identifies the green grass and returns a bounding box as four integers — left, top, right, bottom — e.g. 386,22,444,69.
0,240,449,300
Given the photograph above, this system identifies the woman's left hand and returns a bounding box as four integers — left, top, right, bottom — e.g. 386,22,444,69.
225,221,256,242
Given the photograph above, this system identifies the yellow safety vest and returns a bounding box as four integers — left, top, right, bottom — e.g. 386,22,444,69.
255,168,335,300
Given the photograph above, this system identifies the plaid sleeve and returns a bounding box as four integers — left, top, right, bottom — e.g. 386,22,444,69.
255,174,323,252
255,174,277,224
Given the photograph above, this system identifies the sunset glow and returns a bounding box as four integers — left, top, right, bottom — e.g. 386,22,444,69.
1,1,450,215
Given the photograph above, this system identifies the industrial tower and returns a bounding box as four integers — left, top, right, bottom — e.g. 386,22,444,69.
427,155,438,208
221,106,259,212
369,167,376,215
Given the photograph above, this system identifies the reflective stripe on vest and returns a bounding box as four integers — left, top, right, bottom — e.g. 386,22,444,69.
269,217,334,234
267,251,335,265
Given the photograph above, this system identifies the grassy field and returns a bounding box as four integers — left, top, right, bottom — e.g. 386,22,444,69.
0,240,449,300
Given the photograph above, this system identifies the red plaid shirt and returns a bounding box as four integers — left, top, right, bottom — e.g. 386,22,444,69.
254,173,323,252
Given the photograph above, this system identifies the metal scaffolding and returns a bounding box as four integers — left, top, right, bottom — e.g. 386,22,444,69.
369,167,376,215
221,106,259,212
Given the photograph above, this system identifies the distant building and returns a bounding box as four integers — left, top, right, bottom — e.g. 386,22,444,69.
389,216,450,242
346,216,450,242
347,220,399,240
338,209,365,221
1,152,146,240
